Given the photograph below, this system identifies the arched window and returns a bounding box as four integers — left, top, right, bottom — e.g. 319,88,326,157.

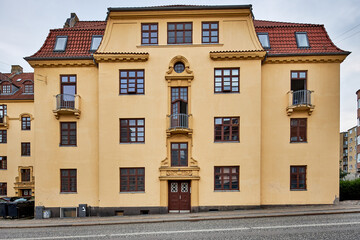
23,81,34,93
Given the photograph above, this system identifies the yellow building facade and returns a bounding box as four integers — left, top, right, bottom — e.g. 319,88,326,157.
23,5,349,217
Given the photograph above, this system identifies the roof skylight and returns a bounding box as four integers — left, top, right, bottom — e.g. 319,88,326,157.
295,32,310,48
54,36,68,52
257,33,270,49
90,35,103,52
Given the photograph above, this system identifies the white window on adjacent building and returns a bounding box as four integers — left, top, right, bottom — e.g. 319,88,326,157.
350,130,353,134
358,99,360,109
358,135,360,145
357,154,360,163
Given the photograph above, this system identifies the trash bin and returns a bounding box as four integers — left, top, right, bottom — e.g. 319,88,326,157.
0,202,8,218
7,198,33,219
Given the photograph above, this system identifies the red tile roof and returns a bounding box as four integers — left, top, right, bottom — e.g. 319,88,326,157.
254,20,349,56
0,72,34,100
26,17,349,61
25,21,106,60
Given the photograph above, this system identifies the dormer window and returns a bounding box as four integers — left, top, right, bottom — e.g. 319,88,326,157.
295,32,310,48
90,35,103,52
1,82,11,94
257,33,270,49
23,81,34,94
54,36,68,52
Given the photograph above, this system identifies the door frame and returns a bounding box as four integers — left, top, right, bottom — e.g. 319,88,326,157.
168,180,191,213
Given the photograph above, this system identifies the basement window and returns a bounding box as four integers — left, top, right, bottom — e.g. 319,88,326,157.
257,33,270,49
90,35,103,52
54,36,68,52
295,32,310,48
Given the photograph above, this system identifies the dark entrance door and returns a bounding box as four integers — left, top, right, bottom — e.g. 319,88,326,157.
168,181,191,213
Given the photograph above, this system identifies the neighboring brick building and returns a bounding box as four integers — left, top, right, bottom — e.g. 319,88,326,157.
14,5,351,217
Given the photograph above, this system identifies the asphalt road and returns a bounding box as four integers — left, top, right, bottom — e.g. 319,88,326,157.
2,213,360,240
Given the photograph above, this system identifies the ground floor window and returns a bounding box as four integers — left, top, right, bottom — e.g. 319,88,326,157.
290,166,307,190
0,156,6,169
61,169,77,192
214,166,239,190
120,168,145,192
0,182,6,195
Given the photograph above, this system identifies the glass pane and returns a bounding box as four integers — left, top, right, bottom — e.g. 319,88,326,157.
151,24,157,30
185,24,192,30
142,25,149,30
90,36,102,50
177,24,183,30
137,119,144,126
61,76,68,83
142,32,149,37
54,37,67,51
299,72,306,78
180,143,187,149
224,70,230,76
120,72,127,77
168,24,175,30
291,72,298,78
203,37,209,42
211,23,218,29
203,23,209,29
215,118,222,124
172,143,178,149
129,120,136,126
296,33,309,47
215,70,222,76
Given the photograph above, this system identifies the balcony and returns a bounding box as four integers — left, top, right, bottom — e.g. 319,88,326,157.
0,115,8,129
286,90,315,116
53,94,81,119
166,113,193,136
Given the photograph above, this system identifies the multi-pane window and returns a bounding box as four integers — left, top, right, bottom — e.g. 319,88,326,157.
120,168,145,192
202,22,219,43
90,35,103,51
23,83,34,93
257,33,270,49
168,22,192,44
0,183,6,195
0,130,7,143
21,142,31,156
141,23,158,45
214,117,239,142
290,166,307,190
21,169,30,182
0,156,6,170
120,119,145,143
54,36,68,51
60,122,77,146
0,105,7,123
119,70,144,94
61,169,77,193
290,118,307,143
22,116,31,130
295,32,310,48
214,68,239,93
171,143,188,166
1,83,11,94
214,166,239,190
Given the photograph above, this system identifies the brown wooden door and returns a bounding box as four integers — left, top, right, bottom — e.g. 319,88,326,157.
168,181,191,212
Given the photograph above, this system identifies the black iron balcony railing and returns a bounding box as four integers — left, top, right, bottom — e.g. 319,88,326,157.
292,90,312,106
53,94,80,119
55,94,77,110
169,113,189,129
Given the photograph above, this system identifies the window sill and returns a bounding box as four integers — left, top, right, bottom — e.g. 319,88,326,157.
290,141,308,144
290,189,307,191
214,141,240,143
119,142,145,144
214,190,240,192
21,156,31,157
214,92,240,94
137,43,224,48
118,94,145,96
119,191,145,194
60,192,78,194
0,169,7,170
59,145,77,147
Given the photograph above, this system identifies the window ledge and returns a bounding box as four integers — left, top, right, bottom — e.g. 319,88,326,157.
137,43,224,48
214,141,240,143
214,92,240,94
290,189,307,191
119,191,145,194
59,145,77,147
119,142,145,144
214,190,240,192
0,169,7,170
21,156,31,157
60,192,78,194
290,141,308,144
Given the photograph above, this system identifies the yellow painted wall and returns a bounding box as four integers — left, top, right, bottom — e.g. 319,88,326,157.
261,62,340,204
33,66,99,207
0,101,34,197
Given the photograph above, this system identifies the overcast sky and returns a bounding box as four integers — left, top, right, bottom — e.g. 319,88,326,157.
0,0,359,132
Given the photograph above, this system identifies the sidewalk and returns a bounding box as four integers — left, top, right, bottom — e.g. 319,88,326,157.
1,201,360,229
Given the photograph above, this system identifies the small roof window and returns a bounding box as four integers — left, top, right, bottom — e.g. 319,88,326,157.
257,33,270,49
90,35,103,52
295,32,310,48
54,36,68,52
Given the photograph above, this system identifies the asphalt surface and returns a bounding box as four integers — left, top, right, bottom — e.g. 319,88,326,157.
2,213,360,239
